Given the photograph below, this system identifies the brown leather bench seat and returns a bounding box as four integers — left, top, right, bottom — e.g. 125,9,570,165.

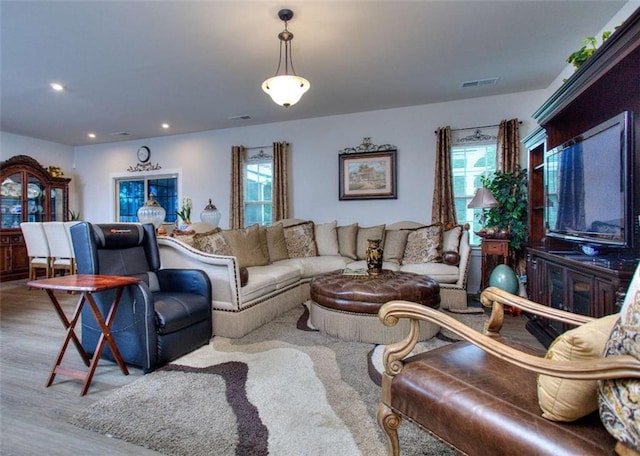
390,341,617,455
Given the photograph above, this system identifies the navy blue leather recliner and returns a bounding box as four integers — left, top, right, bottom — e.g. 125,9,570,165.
70,222,212,373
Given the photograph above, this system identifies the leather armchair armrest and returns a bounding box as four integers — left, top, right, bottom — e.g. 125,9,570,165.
378,299,640,381
156,269,212,301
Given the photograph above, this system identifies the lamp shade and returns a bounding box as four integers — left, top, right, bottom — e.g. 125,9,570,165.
200,198,221,228
262,75,310,108
468,187,499,208
137,194,166,229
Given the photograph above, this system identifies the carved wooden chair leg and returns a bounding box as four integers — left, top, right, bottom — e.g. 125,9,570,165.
377,402,401,456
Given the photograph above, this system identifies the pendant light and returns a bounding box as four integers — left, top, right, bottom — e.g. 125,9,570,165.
261,9,310,108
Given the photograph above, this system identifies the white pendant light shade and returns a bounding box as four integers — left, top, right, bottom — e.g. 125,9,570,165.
262,9,310,108
262,75,310,108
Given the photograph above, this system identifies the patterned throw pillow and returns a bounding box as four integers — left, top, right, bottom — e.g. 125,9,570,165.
402,224,443,265
192,229,232,255
283,221,317,258
598,280,640,453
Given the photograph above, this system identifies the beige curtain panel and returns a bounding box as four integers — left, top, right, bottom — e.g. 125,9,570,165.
230,145,245,229
272,141,289,222
431,126,457,227
497,118,521,173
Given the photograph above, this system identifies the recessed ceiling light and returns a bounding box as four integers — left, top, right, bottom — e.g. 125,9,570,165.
50,82,65,91
88,133,96,139
162,123,170,129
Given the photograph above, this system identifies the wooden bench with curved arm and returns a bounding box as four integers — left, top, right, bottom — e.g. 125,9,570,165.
376,286,640,456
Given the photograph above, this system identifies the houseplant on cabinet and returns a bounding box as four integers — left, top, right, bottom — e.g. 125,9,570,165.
480,167,528,273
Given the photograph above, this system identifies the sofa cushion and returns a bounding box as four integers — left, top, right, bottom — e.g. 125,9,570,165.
337,223,358,260
315,220,339,256
402,224,443,264
400,262,458,283
280,256,349,279
222,224,270,268
537,314,618,422
192,228,233,256
346,259,400,272
382,229,409,264
283,221,317,258
265,224,289,262
598,277,640,452
356,224,386,260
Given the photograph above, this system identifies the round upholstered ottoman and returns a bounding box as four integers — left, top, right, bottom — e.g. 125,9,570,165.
309,270,441,343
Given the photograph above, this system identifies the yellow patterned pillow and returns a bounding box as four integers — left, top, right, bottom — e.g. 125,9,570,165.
537,314,619,421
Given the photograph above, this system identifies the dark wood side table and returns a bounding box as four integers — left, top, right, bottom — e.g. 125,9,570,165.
27,274,140,396
481,238,510,290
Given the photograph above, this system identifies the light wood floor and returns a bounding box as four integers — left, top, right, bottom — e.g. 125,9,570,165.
0,279,542,455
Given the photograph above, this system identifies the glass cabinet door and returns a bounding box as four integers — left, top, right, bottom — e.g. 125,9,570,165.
50,187,65,221
1,172,23,229
26,174,46,222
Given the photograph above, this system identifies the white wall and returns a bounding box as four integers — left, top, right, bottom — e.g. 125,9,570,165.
73,88,548,227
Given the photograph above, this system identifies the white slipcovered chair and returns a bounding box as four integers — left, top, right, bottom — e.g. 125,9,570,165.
20,222,51,280
43,222,75,276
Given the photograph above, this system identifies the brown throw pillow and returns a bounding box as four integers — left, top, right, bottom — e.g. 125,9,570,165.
402,223,443,264
265,224,289,262
356,224,386,260
337,223,358,260
222,224,270,268
283,221,317,258
382,229,409,264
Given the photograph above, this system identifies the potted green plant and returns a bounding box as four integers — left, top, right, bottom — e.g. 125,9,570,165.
480,167,528,252
566,30,612,70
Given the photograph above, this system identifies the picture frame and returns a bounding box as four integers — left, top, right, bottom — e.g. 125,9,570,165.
339,149,397,200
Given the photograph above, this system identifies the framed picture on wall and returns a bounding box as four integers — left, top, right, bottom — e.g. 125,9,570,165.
339,149,397,200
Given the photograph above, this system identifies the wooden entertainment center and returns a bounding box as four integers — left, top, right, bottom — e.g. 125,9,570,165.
523,8,640,347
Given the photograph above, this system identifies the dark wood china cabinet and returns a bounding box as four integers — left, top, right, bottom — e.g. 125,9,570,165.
523,8,640,347
0,155,71,281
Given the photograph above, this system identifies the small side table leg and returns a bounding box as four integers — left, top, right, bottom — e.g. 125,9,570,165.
45,290,91,388
81,289,129,396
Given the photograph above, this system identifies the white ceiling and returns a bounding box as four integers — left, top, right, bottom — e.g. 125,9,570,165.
0,1,628,147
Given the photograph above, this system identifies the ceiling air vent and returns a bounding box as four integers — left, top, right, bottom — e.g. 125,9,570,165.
228,115,252,121
461,77,499,88
108,131,131,137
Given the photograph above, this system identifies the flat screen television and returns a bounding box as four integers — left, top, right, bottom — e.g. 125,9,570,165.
544,110,635,250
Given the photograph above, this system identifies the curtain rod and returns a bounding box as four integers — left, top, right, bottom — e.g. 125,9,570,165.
434,120,522,134
244,145,271,150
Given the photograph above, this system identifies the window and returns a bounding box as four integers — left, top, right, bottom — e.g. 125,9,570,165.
451,143,496,245
244,156,272,227
115,174,178,223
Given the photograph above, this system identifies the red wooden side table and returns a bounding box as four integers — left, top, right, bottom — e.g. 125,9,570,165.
27,274,140,396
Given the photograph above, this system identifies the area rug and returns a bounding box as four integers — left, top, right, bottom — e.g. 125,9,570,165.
70,305,486,455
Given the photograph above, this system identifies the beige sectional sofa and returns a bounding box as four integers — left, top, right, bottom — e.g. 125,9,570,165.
157,219,471,338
